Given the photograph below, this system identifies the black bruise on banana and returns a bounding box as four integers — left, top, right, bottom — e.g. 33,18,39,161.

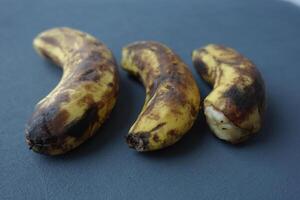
122,41,200,151
25,27,119,155
192,44,266,144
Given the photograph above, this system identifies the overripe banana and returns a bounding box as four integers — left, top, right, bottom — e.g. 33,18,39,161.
25,27,119,155
122,41,200,151
192,44,265,143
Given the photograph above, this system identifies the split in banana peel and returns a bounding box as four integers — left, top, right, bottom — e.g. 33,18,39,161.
122,41,201,151
192,44,266,144
25,27,119,155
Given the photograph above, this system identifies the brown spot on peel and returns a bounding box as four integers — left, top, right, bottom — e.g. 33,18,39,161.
78,68,101,82
153,134,160,142
65,104,99,138
167,130,179,138
193,58,208,78
40,36,60,47
149,122,166,132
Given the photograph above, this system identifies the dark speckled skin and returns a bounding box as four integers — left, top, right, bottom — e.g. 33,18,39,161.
25,27,119,155
122,41,200,151
192,44,266,143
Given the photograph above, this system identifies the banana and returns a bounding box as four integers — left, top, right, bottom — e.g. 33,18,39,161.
25,27,119,155
192,44,266,144
122,41,200,151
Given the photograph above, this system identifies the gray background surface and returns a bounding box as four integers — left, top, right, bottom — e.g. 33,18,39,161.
1,0,300,199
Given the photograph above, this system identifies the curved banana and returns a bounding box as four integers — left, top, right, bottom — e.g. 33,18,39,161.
25,27,119,155
122,41,200,151
192,44,266,143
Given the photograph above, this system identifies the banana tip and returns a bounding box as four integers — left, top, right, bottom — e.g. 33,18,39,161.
126,133,149,152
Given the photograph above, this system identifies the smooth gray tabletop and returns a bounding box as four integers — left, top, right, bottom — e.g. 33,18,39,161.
1,0,300,199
